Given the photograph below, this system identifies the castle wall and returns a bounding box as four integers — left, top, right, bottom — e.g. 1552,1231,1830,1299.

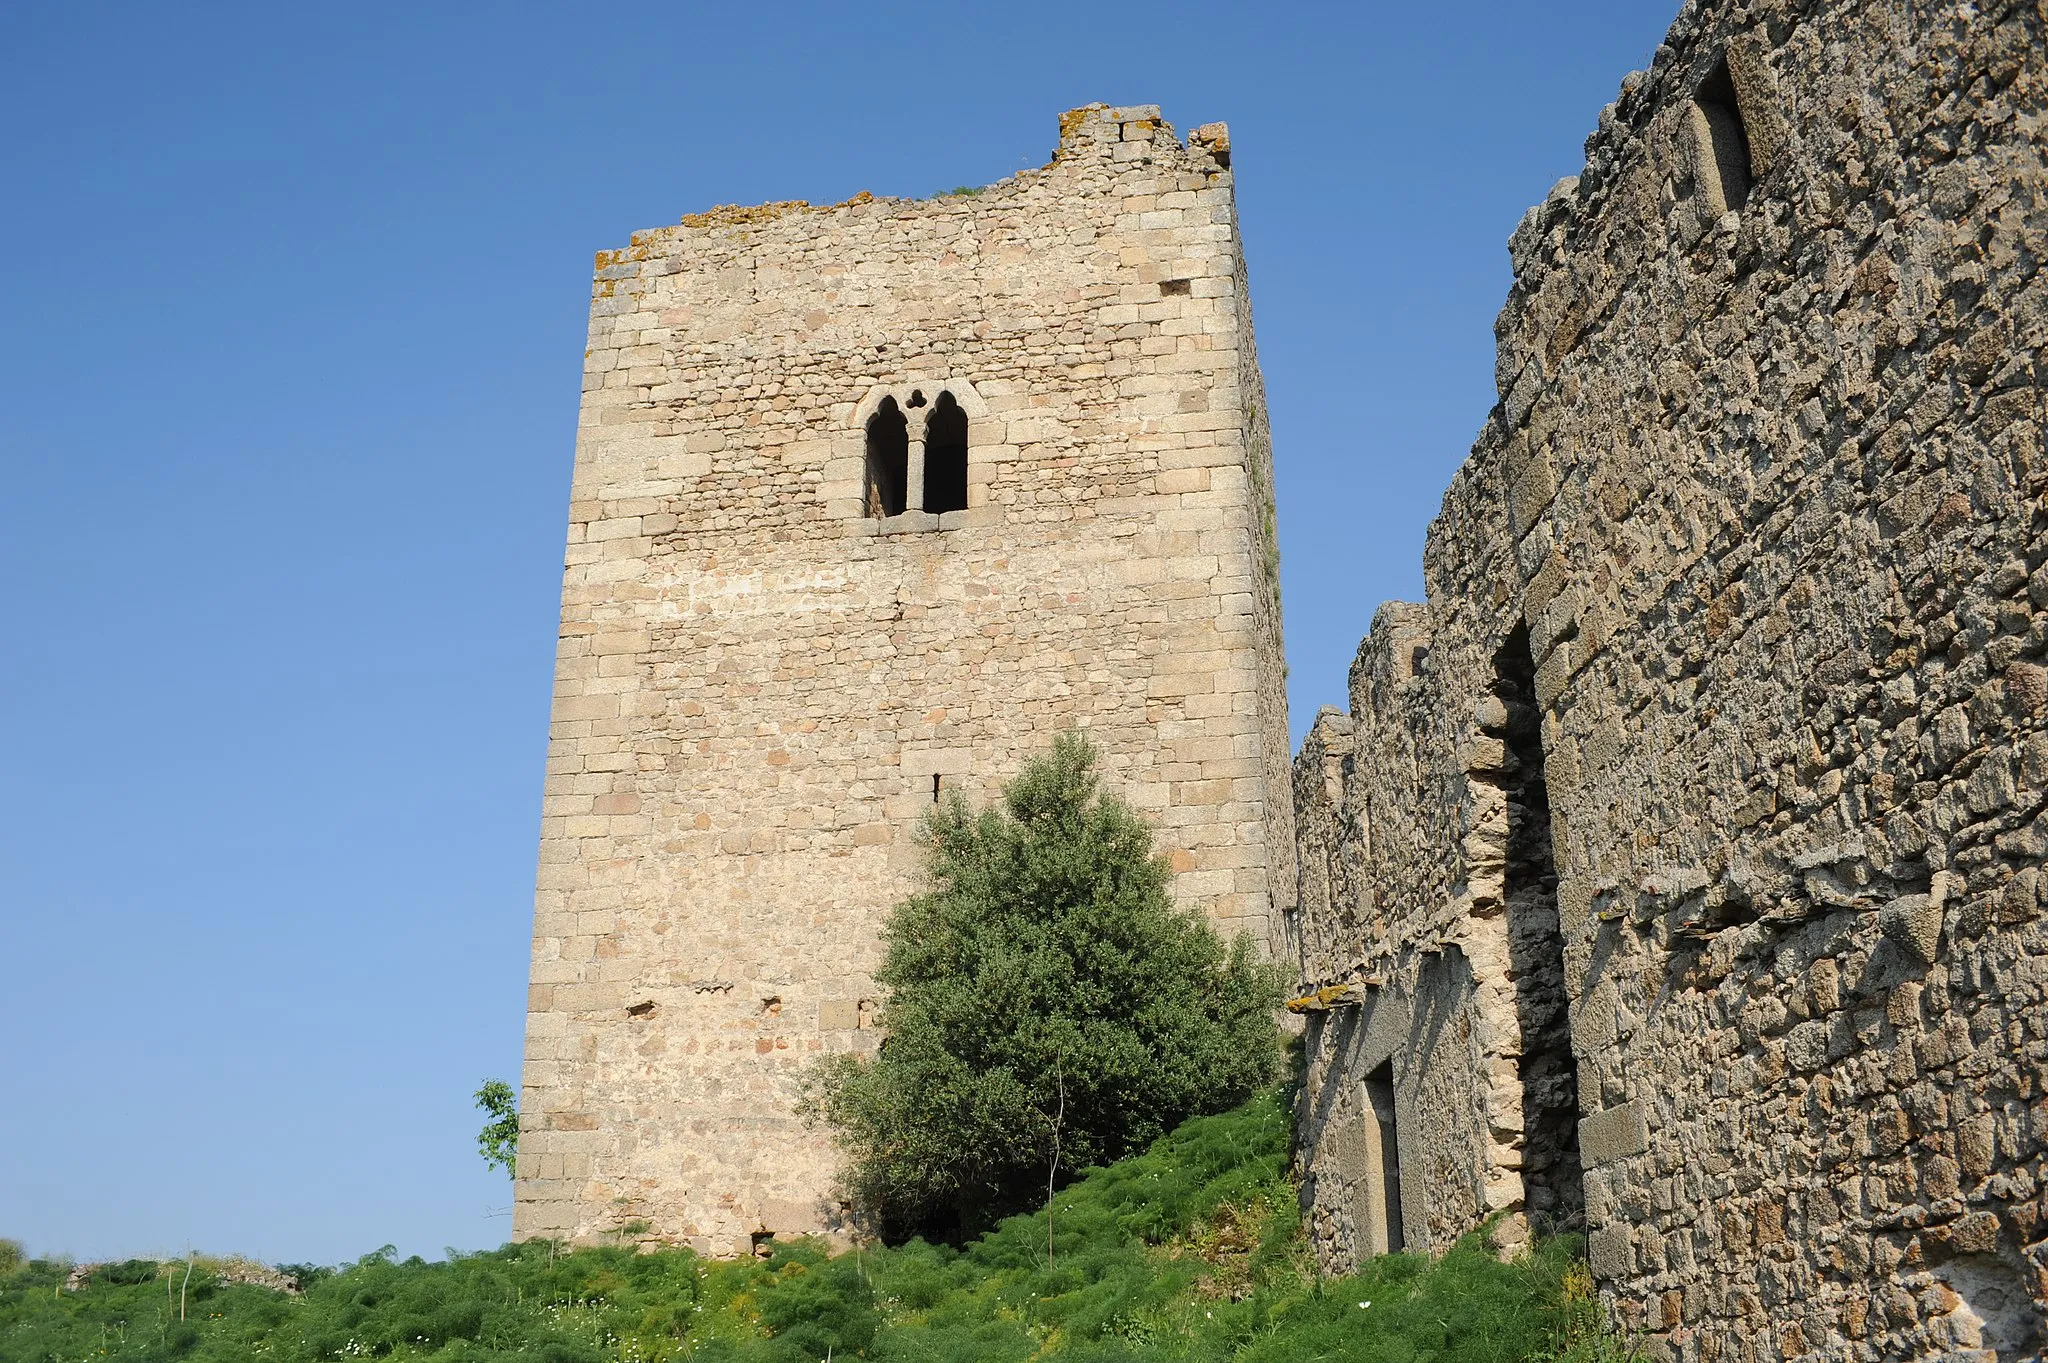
1294,0,2047,1356
515,105,1294,1255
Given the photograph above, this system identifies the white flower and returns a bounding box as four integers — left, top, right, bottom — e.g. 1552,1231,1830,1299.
1358,1300,1371,1308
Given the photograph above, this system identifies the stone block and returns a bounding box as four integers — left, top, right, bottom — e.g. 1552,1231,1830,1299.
1508,449,1558,538
759,1198,822,1235
1579,1102,1648,1166
1532,642,1573,709
1587,1224,1635,1278
1880,894,1943,965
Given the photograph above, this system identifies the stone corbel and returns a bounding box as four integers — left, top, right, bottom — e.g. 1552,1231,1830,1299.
1285,979,1381,1013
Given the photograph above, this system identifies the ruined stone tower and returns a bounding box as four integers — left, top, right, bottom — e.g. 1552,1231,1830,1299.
514,104,1294,1254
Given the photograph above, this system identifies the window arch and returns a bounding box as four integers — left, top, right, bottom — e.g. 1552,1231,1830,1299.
865,397,908,518
923,391,968,515
847,378,987,526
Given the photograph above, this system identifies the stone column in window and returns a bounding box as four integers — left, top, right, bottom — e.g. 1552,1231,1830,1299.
904,407,928,514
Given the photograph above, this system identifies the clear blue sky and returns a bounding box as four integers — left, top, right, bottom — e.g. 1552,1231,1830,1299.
1,1,1673,1265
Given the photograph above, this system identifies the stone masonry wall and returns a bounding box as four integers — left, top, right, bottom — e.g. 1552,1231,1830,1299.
515,105,1294,1256
1294,0,2047,1358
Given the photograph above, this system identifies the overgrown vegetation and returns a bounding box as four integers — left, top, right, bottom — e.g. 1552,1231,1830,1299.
803,733,1286,1240
1,1092,1626,1362
4,739,1635,1361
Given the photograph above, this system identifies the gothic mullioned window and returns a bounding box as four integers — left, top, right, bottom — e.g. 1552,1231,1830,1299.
857,382,978,525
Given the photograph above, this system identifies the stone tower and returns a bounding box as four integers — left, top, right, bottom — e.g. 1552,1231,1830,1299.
514,104,1295,1254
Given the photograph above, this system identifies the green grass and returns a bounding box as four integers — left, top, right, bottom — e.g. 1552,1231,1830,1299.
0,1092,1625,1362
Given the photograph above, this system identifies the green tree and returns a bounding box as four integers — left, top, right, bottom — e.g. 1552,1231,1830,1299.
474,1079,519,1178
805,732,1284,1240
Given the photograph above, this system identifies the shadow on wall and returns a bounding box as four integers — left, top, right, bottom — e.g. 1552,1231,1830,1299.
1490,624,1584,1234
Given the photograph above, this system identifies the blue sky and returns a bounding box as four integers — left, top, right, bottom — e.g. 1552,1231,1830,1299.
1,1,1673,1264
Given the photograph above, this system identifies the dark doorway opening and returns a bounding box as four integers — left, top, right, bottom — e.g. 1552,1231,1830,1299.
1493,623,1584,1231
866,397,908,517
923,391,968,514
1362,1061,1405,1254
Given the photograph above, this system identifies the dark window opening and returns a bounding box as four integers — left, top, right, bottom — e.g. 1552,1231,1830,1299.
1160,278,1192,296
626,1000,655,1018
1362,1061,1405,1254
932,774,942,803
906,389,927,408
865,397,908,518
750,1231,775,1258
1492,623,1584,1232
924,391,969,515
1691,55,1753,214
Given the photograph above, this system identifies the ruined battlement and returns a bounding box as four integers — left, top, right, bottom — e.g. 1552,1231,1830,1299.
594,103,1233,257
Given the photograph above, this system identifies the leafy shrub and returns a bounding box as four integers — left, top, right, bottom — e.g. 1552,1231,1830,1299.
755,1249,880,1358
806,733,1286,1239
276,1260,333,1288
93,1258,162,1286
475,1079,519,1178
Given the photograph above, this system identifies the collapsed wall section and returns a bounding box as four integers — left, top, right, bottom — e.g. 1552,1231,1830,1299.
517,105,1294,1256
1295,0,2047,1356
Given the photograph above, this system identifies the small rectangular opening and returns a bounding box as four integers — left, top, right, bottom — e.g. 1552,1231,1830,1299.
1690,55,1753,215
1159,278,1192,296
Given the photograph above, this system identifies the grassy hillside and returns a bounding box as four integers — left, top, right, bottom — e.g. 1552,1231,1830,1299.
1,1092,1623,1362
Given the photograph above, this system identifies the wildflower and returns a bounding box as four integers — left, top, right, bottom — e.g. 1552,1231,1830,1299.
1358,1300,1371,1309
